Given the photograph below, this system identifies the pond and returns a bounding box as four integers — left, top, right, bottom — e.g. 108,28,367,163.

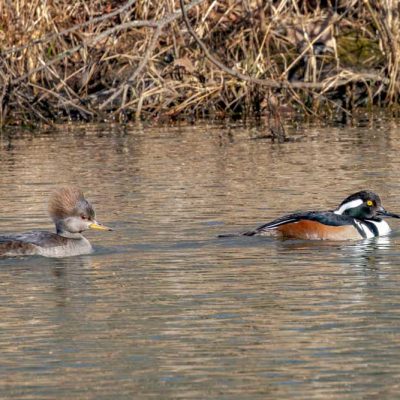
1,119,400,399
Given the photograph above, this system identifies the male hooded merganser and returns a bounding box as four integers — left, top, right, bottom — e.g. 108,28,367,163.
219,190,400,240
0,187,112,257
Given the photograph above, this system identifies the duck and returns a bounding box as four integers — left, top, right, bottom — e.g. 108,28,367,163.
219,190,400,240
0,187,112,257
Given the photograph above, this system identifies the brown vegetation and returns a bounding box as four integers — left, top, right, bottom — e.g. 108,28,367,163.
0,0,400,127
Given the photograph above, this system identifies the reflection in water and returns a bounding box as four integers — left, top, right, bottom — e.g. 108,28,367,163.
1,122,400,398
345,236,392,269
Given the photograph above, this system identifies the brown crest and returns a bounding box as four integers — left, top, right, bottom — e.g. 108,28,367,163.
48,187,85,220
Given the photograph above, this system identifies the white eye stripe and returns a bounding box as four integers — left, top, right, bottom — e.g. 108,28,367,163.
334,199,363,215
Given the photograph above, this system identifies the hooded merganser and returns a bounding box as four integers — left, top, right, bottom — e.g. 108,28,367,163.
0,187,112,257
219,190,400,240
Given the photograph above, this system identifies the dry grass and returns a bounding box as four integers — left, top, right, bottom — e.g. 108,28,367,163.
0,0,399,127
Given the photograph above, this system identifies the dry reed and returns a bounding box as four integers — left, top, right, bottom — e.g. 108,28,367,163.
0,0,399,127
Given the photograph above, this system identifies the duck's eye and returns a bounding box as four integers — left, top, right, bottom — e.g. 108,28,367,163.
81,215,87,220
367,200,373,207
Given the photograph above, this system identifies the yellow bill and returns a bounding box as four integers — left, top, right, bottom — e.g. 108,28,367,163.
89,221,113,231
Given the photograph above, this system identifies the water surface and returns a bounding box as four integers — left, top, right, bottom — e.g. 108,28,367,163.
1,120,400,399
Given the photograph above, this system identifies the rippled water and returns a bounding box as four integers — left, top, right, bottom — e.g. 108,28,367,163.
2,119,400,398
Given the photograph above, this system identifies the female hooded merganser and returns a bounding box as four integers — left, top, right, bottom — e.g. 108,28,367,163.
219,190,400,240
0,187,112,257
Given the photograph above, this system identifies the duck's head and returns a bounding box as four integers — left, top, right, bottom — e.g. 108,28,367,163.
49,187,112,237
334,190,400,220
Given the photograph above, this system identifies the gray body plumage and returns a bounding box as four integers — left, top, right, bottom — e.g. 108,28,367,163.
0,231,93,257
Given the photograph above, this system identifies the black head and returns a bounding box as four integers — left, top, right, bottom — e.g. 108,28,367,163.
336,190,400,220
